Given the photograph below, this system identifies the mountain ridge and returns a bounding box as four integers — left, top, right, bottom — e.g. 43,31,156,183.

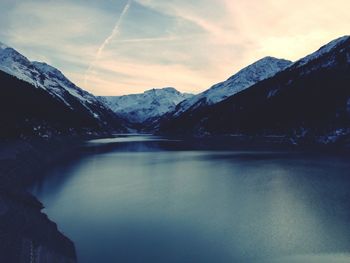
157,35,350,145
166,56,292,120
0,43,127,137
100,87,193,124
2,35,350,145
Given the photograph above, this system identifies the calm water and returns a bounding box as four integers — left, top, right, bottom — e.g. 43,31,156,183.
30,135,350,263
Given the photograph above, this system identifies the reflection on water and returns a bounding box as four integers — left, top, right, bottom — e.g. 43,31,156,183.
30,135,350,263
87,135,176,144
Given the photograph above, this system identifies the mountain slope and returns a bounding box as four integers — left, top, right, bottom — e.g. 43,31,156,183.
100,87,193,124
158,36,350,145
0,44,125,136
170,57,292,117
0,42,127,137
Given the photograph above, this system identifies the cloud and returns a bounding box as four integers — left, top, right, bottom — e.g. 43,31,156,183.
84,0,132,86
222,0,350,60
1,0,350,95
3,1,117,75
84,56,211,95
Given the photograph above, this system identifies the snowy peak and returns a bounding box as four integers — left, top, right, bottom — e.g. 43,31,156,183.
292,35,350,68
314,35,350,55
145,87,177,94
226,56,292,83
100,88,194,123
0,44,29,63
142,87,192,102
0,45,38,85
0,41,124,129
212,56,292,98
0,42,89,105
172,57,292,116
143,87,187,97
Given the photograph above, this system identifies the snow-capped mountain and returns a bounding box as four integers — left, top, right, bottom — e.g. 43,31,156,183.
292,35,350,69
0,42,102,115
171,57,292,117
100,88,193,123
158,35,350,145
0,42,126,136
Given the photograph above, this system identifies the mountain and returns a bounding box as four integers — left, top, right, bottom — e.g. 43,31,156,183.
0,42,127,138
100,87,193,124
158,36,350,145
170,57,292,117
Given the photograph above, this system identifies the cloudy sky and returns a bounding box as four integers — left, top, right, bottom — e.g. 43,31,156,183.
0,0,349,95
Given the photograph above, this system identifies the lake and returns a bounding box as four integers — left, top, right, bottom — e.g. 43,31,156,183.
30,135,350,263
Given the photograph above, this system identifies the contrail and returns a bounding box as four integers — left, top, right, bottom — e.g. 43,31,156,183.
84,0,132,86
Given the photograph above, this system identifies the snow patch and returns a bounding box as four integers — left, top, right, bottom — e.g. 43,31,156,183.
100,88,193,123
173,57,292,117
292,35,350,68
0,43,106,121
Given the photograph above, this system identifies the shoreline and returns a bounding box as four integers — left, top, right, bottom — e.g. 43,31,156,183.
0,136,87,262
1,133,349,262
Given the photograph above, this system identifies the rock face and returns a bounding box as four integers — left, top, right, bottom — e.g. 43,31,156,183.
158,36,350,145
100,87,193,124
0,43,127,138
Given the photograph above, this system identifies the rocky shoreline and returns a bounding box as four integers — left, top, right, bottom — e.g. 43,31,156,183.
0,137,84,262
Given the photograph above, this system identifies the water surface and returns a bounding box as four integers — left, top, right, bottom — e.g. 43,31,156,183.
30,135,350,263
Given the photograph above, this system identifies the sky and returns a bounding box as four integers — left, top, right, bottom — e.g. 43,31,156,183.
0,0,349,95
